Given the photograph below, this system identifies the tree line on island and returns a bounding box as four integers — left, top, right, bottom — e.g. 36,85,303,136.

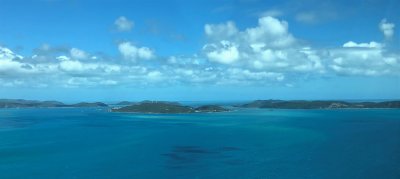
112,101,229,113
0,99,229,113
0,99,108,108
240,100,400,109
1,99,400,114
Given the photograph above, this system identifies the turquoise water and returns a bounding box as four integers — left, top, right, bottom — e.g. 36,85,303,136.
0,108,399,178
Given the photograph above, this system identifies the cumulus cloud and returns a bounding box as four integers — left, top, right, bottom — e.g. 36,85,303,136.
0,59,30,76
115,16,134,32
0,47,17,59
58,58,121,75
379,19,395,39
1,44,295,88
1,17,399,88
202,16,323,75
203,16,295,48
118,42,155,61
204,41,240,64
328,41,399,76
0,46,123,87
342,41,383,48
0,47,36,77
59,60,85,72
245,16,295,47
201,16,400,79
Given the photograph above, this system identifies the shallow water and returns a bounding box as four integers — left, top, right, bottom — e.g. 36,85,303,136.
0,108,399,178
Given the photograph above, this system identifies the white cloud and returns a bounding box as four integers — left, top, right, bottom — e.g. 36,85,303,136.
202,16,323,75
70,48,88,60
59,60,85,72
0,47,17,59
115,16,134,32
167,55,204,66
245,16,294,47
328,42,399,76
0,60,27,75
58,59,121,75
0,47,37,76
56,55,70,61
343,41,383,48
146,71,163,81
1,16,399,88
201,16,399,80
203,16,296,54
379,19,395,39
118,42,155,61
204,41,240,64
1,46,127,88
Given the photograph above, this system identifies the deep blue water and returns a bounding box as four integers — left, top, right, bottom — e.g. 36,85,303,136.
0,108,399,178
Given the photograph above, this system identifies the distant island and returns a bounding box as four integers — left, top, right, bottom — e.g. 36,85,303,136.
112,101,229,113
114,100,180,106
2,99,400,112
0,99,108,108
240,100,400,109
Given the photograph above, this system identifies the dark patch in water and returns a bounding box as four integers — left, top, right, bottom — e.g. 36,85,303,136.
173,146,216,154
161,153,195,163
219,146,241,151
162,145,242,169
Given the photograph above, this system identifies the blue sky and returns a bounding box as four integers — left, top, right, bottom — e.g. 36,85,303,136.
0,0,399,101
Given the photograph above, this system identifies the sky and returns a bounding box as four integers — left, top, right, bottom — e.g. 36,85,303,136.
0,0,399,102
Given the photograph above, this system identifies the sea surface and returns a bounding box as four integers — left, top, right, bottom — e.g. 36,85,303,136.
0,107,399,178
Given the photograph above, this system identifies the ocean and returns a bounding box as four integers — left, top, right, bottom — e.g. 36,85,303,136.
0,107,399,178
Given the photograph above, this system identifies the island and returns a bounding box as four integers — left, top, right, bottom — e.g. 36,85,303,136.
194,105,230,112
2,99,399,111
0,99,108,108
111,101,229,113
240,100,400,109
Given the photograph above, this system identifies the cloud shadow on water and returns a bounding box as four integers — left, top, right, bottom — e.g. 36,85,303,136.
161,145,243,169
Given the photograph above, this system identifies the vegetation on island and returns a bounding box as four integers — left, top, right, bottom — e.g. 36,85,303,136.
112,101,229,113
2,98,399,111
0,99,108,108
241,100,400,109
194,105,230,112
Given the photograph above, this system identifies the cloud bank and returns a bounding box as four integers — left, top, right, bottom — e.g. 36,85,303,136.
0,17,398,88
